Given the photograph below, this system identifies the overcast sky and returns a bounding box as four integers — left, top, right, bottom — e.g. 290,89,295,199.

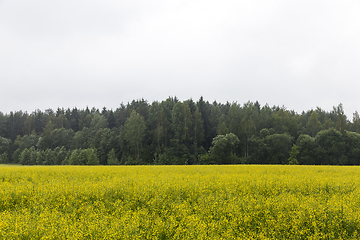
1,0,360,118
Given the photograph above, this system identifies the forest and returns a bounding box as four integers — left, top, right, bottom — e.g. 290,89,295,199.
1,97,360,166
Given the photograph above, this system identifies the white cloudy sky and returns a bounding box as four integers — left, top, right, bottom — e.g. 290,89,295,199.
1,0,360,118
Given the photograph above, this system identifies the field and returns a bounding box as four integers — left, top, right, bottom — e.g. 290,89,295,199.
0,165,360,239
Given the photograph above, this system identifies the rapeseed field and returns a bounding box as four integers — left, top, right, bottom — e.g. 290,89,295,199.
0,165,359,239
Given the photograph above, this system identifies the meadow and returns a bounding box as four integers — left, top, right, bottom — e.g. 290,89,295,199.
0,165,360,239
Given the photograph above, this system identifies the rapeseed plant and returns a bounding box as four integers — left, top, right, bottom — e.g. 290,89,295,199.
0,165,360,239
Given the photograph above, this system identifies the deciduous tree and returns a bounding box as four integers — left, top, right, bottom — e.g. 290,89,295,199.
124,110,146,160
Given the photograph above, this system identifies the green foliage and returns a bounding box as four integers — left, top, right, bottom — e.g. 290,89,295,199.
84,148,99,165
193,107,204,146
264,133,292,164
67,148,99,165
107,149,119,165
199,153,214,165
2,98,360,166
315,128,345,165
124,110,146,160
323,118,335,130
288,144,299,165
0,153,9,164
217,121,229,135
33,150,44,165
209,104,220,138
90,114,107,129
343,131,360,164
259,128,270,139
172,102,192,142
0,136,11,153
19,148,32,165
49,128,74,149
306,111,323,137
227,103,242,137
14,134,38,151
72,128,91,150
69,149,82,165
297,134,316,165
207,133,240,164
334,103,346,132
351,111,360,133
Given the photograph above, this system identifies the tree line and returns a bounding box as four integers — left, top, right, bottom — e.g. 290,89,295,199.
1,97,360,165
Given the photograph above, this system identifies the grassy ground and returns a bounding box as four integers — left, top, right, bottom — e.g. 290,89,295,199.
0,165,359,239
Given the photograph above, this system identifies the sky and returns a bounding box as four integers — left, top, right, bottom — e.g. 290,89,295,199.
1,0,360,118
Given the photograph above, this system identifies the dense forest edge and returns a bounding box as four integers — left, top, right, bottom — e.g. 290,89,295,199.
1,97,360,165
